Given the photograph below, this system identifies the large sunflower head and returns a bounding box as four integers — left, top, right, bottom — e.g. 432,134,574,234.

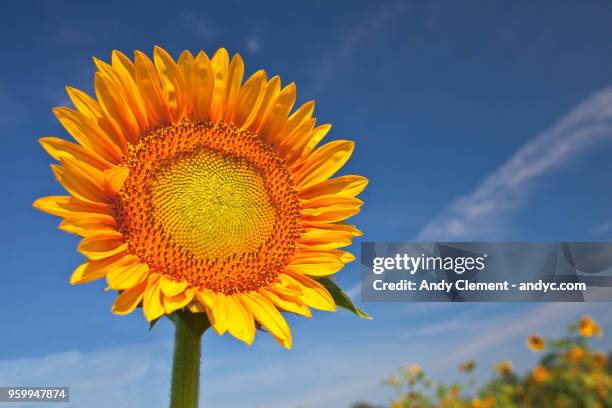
34,46,368,348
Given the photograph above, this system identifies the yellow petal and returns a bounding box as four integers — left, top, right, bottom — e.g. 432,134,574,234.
225,295,255,345
110,50,150,131
62,212,116,227
300,175,368,199
94,72,139,145
104,166,130,196
209,293,229,335
33,195,112,218
194,288,215,308
159,275,188,296
293,140,354,189
192,51,214,121
329,249,356,263
303,207,362,223
286,263,344,277
107,262,149,290
223,54,245,121
53,107,123,163
77,232,126,260
298,228,354,249
209,48,230,122
248,76,281,132
163,287,195,314
233,70,266,128
112,279,148,315
142,274,164,321
134,50,169,127
302,195,364,209
194,288,218,327
70,253,131,284
281,273,336,312
65,86,103,122
302,124,332,157
59,219,116,237
260,83,296,144
39,137,112,170
304,221,363,237
301,196,364,223
154,46,186,121
241,292,292,349
51,164,108,204
278,118,317,162
261,289,311,317
278,101,314,140
287,252,346,276
65,86,129,150
177,50,195,116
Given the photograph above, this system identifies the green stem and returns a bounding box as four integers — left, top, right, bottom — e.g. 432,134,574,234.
169,311,210,408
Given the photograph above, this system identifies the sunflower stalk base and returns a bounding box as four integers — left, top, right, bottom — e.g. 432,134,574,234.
169,311,210,408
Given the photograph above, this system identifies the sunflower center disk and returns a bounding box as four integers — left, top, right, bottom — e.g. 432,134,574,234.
115,121,302,294
151,149,276,258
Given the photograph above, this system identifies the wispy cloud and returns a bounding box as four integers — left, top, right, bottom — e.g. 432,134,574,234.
418,85,612,240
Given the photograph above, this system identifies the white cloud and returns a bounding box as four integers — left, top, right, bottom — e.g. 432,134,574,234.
418,85,612,240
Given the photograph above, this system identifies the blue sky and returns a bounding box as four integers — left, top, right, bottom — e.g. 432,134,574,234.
2,0,612,407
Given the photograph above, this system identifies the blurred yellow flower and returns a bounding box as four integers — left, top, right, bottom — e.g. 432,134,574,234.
526,334,544,352
567,346,586,362
459,360,476,373
410,363,422,376
579,316,602,338
494,360,513,376
471,396,496,408
592,351,609,368
532,365,549,382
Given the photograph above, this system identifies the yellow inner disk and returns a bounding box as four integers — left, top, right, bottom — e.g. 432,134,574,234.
150,148,276,259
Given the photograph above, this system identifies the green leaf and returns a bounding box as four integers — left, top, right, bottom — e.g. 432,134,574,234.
316,277,372,320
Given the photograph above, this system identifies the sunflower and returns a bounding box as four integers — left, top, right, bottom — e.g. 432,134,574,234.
578,316,602,338
494,360,513,376
531,365,549,382
459,360,476,373
526,334,544,352
592,352,609,368
34,46,367,348
565,346,586,362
